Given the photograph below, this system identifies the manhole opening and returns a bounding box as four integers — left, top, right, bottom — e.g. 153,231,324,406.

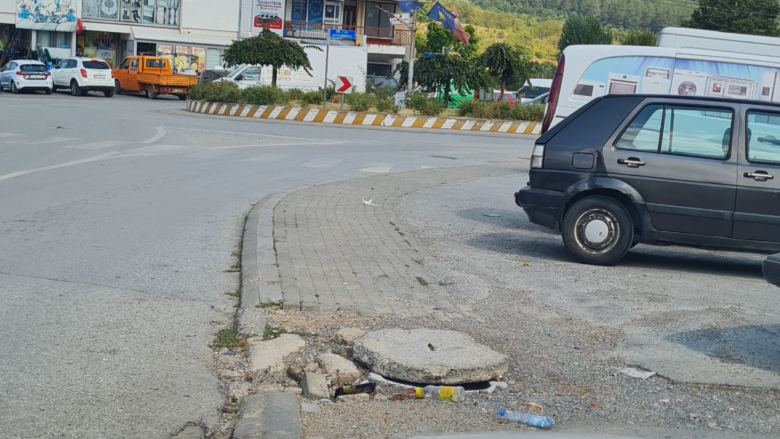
375,374,492,391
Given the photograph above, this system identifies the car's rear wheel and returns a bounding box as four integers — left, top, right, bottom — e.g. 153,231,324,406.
45,87,52,95
52,84,58,93
70,81,83,97
104,88,115,98
11,82,19,94
115,80,122,95
562,196,634,266
146,85,157,99
178,94,187,101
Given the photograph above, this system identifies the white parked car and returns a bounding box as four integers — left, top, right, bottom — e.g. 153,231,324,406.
52,58,115,97
0,60,53,94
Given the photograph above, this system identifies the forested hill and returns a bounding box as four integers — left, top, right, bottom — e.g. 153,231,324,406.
468,0,696,31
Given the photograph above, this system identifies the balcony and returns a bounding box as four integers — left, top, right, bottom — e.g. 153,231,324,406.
283,21,411,49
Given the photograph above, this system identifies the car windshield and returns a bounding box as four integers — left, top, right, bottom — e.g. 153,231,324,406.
20,64,47,72
83,61,111,70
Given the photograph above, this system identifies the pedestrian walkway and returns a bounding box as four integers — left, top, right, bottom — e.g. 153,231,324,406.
270,164,519,318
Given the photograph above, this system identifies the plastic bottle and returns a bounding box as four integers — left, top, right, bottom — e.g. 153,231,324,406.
497,409,554,429
413,385,465,402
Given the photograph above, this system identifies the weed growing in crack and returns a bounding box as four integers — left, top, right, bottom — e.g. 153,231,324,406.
212,327,245,349
416,277,428,286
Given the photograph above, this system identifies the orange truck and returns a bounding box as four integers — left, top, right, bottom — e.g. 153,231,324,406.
113,56,197,100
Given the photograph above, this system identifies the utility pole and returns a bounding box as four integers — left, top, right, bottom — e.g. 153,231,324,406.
406,10,416,96
323,32,330,110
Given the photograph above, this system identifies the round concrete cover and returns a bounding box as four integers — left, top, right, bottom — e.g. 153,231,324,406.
352,328,509,384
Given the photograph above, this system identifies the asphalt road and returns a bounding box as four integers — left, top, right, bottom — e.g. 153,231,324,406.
0,90,535,438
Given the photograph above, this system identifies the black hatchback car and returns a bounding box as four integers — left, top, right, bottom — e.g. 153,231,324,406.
516,94,780,265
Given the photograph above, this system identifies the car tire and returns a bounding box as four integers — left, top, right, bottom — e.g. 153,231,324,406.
11,82,18,94
52,84,58,93
561,196,634,266
178,94,187,101
70,81,83,97
45,87,52,95
115,80,122,95
104,88,115,98
146,85,157,99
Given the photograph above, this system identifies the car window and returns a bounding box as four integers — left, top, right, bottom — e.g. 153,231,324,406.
615,105,663,152
616,104,732,159
146,59,166,68
120,58,131,69
7,62,16,70
746,111,780,165
20,64,47,72
242,67,262,79
131,59,138,71
83,60,111,70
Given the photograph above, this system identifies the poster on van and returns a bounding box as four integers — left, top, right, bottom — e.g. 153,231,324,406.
574,56,780,103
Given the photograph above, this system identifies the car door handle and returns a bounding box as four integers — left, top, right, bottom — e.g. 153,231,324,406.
744,171,774,181
617,157,645,168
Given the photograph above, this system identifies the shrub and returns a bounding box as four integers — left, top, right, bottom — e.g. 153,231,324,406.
374,95,394,113
285,88,304,102
242,86,288,105
346,92,374,111
188,81,241,103
300,90,324,106
408,93,445,116
458,101,545,121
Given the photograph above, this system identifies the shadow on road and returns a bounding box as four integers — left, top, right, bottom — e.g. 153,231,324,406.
666,324,780,375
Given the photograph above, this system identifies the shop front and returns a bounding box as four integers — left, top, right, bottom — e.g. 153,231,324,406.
129,27,235,72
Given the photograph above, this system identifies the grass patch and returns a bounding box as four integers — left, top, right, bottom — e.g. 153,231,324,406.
226,289,240,297
263,324,313,340
212,327,245,349
413,259,423,265
458,101,545,121
226,243,242,272
255,301,282,309
438,281,450,286
416,276,428,286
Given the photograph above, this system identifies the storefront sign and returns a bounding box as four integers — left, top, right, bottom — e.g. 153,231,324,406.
158,45,173,55
16,0,79,32
175,46,189,55
253,0,285,36
81,0,179,26
191,47,206,73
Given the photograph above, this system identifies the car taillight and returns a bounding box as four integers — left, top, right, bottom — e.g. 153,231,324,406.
44,72,50,77
111,70,115,79
80,69,88,78
541,54,565,134
16,71,25,76
531,144,545,169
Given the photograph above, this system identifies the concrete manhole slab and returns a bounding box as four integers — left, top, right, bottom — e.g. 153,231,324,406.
352,328,509,384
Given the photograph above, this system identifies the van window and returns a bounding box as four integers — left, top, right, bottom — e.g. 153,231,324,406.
131,59,138,71
747,111,780,164
120,58,131,69
616,104,733,159
146,59,166,68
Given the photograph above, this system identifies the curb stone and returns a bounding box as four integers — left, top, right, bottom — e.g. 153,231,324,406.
186,100,542,135
231,393,302,439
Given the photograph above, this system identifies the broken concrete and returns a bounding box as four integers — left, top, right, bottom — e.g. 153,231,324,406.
316,352,361,386
301,371,329,399
337,393,370,403
352,329,509,384
333,328,367,346
247,334,306,373
232,393,302,439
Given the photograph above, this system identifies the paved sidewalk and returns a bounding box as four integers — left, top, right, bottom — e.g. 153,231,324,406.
271,164,520,317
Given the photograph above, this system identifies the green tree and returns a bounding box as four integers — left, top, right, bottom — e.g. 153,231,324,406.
414,53,474,105
478,43,528,100
557,14,613,55
418,22,480,59
223,28,315,88
620,30,657,46
682,0,780,36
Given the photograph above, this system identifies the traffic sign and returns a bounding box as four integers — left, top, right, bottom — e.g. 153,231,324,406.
329,29,356,40
336,76,353,94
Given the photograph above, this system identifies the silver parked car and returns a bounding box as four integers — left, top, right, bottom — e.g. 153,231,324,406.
0,60,53,94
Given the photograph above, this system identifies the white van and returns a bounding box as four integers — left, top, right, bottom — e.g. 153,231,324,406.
543,42,780,133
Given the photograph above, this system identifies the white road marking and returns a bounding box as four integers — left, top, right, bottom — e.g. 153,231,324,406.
141,127,166,144
461,120,476,131
215,141,340,149
359,163,393,173
65,140,125,150
301,158,343,168
124,144,184,155
230,104,241,116
498,122,513,133
401,117,416,128
26,137,73,145
268,107,284,119
303,109,319,122
480,121,494,132
0,152,120,182
174,128,332,142
343,112,357,125
253,106,268,117
441,119,456,129
0,133,22,138
382,115,397,127
531,124,542,135
285,108,301,120
515,122,529,134
240,105,252,117
423,118,437,128
323,111,338,123
362,114,377,125
242,153,289,163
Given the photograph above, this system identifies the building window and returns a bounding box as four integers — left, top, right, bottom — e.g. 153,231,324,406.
38,31,71,48
290,0,325,30
82,0,180,26
364,2,394,37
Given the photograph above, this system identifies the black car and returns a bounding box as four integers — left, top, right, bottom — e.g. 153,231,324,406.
516,94,780,265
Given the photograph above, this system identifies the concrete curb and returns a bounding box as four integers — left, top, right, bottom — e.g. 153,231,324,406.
186,100,542,135
231,393,302,439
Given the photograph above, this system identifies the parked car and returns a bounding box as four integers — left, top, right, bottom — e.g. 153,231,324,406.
0,60,52,94
52,57,115,97
522,92,548,106
516,94,780,265
114,56,197,100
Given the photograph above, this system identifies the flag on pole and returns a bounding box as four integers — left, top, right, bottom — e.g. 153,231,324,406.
426,2,470,45
398,1,424,13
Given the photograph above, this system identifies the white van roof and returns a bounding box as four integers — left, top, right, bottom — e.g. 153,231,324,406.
657,27,780,58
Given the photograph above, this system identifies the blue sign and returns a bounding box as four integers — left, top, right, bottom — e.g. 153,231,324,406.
329,29,356,40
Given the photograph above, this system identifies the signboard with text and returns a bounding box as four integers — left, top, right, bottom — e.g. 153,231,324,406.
329,29,356,40
253,0,285,36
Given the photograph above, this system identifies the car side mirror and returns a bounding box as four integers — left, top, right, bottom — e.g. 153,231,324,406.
235,74,244,81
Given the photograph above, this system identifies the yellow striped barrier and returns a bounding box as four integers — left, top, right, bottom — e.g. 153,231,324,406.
186,100,542,135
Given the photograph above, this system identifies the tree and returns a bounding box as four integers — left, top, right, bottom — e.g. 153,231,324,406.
414,53,475,105
557,14,613,55
682,0,780,36
417,22,480,59
620,30,657,46
223,28,315,88
478,43,528,100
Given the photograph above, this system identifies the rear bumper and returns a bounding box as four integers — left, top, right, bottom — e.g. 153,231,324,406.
80,78,114,89
515,186,565,230
763,253,780,287
16,78,52,89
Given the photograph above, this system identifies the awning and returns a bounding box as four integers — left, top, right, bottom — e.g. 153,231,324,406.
82,22,132,34
0,13,15,25
131,27,237,47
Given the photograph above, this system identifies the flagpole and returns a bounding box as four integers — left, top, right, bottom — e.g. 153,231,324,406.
407,10,416,97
